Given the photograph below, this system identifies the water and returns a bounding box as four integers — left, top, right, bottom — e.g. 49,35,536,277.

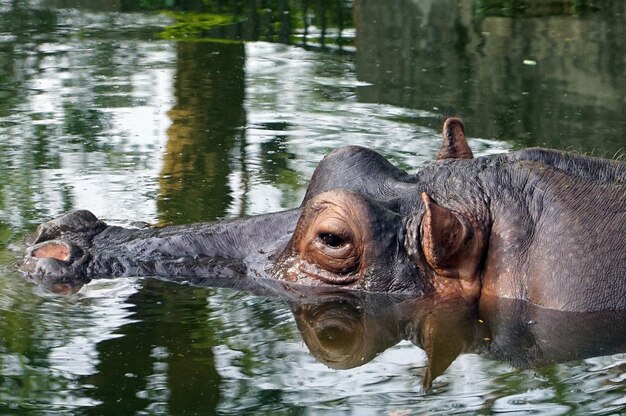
0,0,625,414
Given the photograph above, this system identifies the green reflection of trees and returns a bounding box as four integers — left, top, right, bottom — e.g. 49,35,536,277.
146,0,354,47
258,131,303,210
0,5,62,228
260,133,299,188
157,40,245,224
63,105,114,153
0,276,100,413
0,2,159,230
355,0,626,154
81,280,222,415
159,12,239,40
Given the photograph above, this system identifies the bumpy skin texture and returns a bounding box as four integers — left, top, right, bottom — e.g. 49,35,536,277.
21,209,300,290
20,131,626,311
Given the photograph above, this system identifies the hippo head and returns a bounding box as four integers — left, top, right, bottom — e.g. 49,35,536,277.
19,117,488,300
274,186,487,297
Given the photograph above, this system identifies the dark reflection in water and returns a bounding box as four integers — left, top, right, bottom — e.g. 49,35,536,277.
279,285,626,389
80,280,221,415
356,0,626,153
158,41,246,224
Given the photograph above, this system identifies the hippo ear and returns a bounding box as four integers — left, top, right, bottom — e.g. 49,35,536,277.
436,117,473,160
420,193,481,282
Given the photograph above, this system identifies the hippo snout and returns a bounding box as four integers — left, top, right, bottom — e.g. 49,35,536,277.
19,210,106,291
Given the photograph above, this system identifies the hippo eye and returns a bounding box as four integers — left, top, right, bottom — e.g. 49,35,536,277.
318,232,346,248
288,190,372,285
302,215,363,279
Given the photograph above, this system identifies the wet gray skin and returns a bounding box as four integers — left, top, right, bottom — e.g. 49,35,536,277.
19,119,626,312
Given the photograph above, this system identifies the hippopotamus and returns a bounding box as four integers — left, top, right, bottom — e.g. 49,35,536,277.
19,118,626,312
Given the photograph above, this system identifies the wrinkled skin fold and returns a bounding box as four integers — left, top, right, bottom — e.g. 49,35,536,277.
19,118,626,312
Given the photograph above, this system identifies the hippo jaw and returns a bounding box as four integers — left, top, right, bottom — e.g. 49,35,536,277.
18,208,302,292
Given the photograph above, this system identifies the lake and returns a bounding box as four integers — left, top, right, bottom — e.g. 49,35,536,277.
1,0,625,414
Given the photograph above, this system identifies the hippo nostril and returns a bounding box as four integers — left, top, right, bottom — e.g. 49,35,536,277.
20,240,89,286
32,242,71,261
28,239,85,265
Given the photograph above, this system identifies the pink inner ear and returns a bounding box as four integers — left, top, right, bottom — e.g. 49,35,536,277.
32,242,70,261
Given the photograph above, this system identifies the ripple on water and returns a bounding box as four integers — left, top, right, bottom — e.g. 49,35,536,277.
0,4,624,413
0,273,139,411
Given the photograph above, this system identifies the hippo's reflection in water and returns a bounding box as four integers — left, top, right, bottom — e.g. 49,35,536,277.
280,286,626,389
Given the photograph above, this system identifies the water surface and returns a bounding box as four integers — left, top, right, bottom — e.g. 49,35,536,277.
0,1,625,414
